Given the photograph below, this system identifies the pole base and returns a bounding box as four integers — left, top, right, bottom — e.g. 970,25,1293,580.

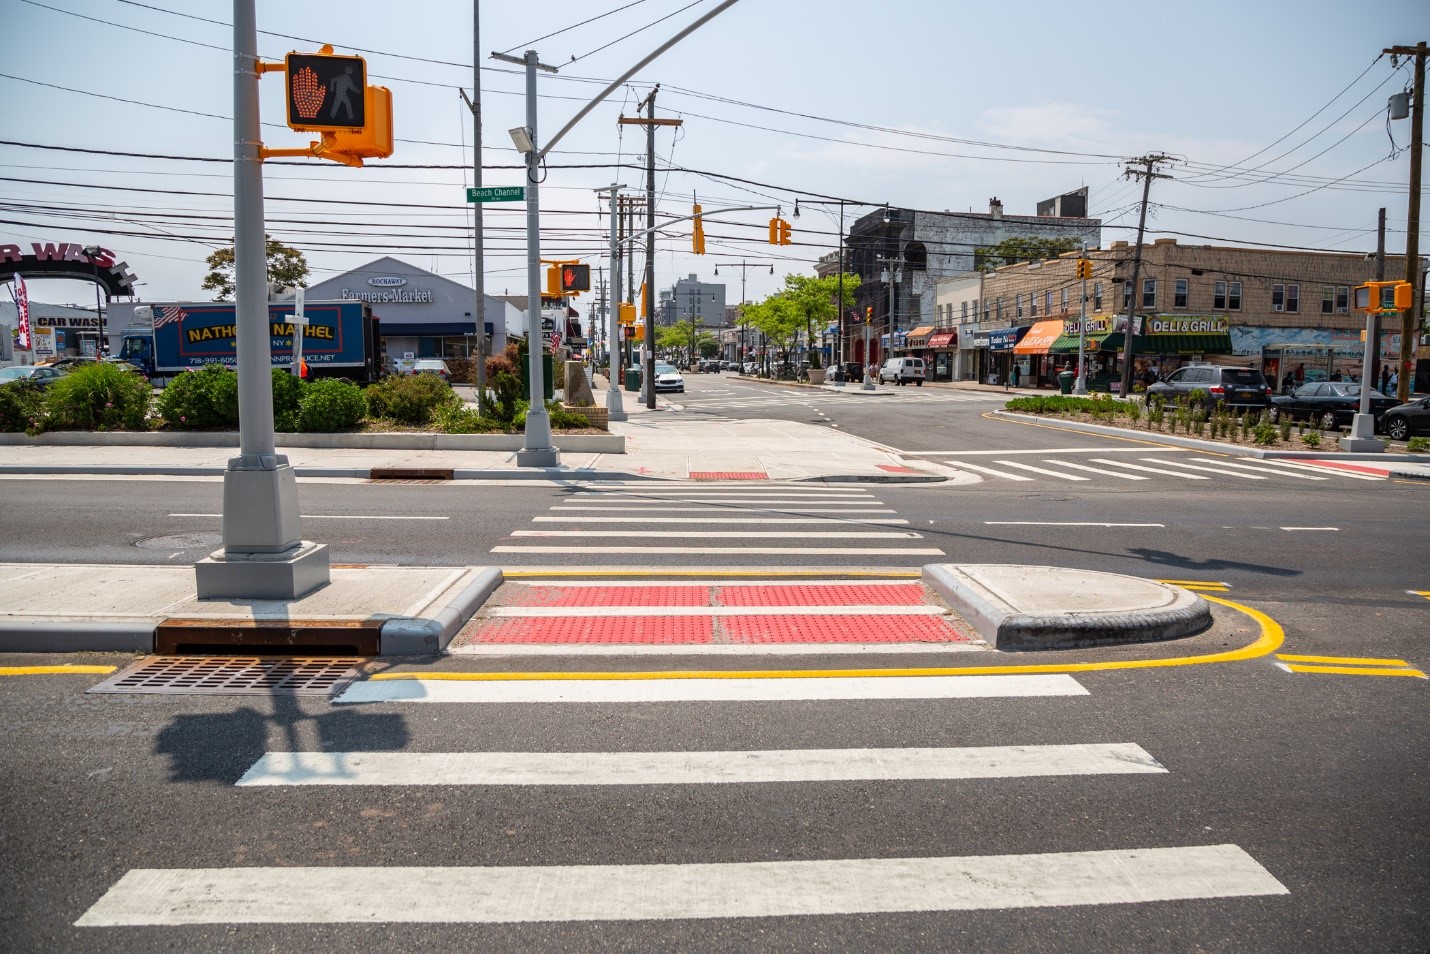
1338,413,1385,452
195,541,330,601
605,387,627,422
517,446,561,468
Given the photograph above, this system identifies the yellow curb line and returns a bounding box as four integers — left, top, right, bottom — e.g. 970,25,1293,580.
1282,664,1427,679
0,665,118,677
1276,654,1411,667
369,594,1282,682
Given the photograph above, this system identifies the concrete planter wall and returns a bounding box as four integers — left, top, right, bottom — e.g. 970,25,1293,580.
0,429,625,453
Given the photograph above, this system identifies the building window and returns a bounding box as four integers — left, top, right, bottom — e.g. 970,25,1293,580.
1030,295,1038,317
1214,281,1227,309
1142,278,1156,309
961,301,969,321
1061,287,1069,310
1321,286,1335,314
1175,278,1188,309
1229,281,1242,310
1123,282,1132,309
1094,282,1103,311
1335,286,1348,313
995,297,1003,320
983,299,990,321
1045,290,1054,314
1286,283,1299,313
1016,294,1023,318
1271,284,1285,312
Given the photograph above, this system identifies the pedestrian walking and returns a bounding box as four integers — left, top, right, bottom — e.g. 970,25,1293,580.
1380,366,1391,395
1009,363,1021,388
1294,363,1305,385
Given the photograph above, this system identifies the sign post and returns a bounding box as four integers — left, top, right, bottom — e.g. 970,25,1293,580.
288,288,306,377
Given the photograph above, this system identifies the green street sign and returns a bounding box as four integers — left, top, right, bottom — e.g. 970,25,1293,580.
467,186,525,203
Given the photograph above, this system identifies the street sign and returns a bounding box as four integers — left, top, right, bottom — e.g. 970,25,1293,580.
467,186,525,203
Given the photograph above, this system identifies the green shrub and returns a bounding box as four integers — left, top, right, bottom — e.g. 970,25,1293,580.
1279,420,1292,443
156,364,239,429
0,380,48,434
271,368,304,432
297,378,366,432
1252,422,1278,446
45,362,152,431
432,402,503,434
1300,430,1322,448
485,352,524,424
512,399,591,431
364,372,459,425
1406,437,1430,453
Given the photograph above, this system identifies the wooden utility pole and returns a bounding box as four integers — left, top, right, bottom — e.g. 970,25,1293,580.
619,86,682,408
1385,42,1425,402
1117,154,1174,399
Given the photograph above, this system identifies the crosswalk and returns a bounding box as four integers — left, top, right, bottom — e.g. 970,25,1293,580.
492,483,945,564
76,670,1289,928
908,451,1386,486
681,387,1004,416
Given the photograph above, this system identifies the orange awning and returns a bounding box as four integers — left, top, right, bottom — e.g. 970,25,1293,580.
1014,319,1064,354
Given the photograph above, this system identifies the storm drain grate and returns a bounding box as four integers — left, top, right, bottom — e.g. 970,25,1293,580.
86,656,366,696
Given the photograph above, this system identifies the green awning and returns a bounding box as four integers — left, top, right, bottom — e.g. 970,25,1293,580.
1050,332,1232,355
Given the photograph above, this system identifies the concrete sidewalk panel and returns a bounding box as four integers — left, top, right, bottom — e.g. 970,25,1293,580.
924,564,1211,651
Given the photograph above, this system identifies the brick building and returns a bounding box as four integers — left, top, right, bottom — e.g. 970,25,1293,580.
936,238,1424,390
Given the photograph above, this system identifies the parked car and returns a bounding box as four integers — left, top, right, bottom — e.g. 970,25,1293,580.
409,359,451,382
700,359,721,374
653,362,685,393
38,356,98,371
878,356,926,386
1270,382,1397,431
741,362,758,375
0,365,67,388
1381,396,1430,441
1144,364,1271,412
843,361,866,382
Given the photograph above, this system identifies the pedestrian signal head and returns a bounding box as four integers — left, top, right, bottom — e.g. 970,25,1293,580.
560,264,591,294
285,52,367,131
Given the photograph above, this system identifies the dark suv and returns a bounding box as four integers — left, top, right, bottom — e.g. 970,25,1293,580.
1145,365,1272,412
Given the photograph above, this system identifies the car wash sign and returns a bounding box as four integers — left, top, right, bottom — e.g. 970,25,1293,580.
0,242,138,297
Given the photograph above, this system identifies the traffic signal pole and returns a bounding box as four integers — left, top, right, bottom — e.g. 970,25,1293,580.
597,183,627,421
196,0,329,599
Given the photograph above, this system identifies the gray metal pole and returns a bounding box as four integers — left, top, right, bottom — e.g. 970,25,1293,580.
517,49,558,467
1074,247,1089,394
601,183,627,420
643,90,658,410
470,0,488,414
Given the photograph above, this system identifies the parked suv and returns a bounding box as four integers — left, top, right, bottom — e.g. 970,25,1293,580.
878,356,926,386
1145,364,1271,412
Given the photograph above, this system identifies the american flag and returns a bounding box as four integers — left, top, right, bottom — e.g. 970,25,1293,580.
153,305,188,328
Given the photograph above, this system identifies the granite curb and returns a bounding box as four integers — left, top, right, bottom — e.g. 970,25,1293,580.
378,567,502,655
923,563,1212,651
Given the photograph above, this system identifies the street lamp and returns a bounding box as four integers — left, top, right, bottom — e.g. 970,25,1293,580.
82,245,106,357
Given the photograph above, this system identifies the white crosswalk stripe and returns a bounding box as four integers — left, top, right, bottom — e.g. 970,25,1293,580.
494,483,944,563
916,451,1384,486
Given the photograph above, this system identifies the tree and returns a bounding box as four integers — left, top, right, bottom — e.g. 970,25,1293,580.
743,294,804,373
782,272,861,369
201,234,310,301
974,236,1080,272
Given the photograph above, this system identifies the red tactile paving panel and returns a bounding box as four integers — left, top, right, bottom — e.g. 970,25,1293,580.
716,584,929,607
877,464,924,474
722,614,972,644
1300,460,1389,476
689,472,768,480
470,616,714,644
501,585,713,608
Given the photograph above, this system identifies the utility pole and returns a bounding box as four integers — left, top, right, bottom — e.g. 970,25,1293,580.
460,1,488,414
1118,154,1174,399
619,88,681,409
1385,42,1425,403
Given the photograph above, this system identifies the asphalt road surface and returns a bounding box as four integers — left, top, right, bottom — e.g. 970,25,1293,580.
2,371,1426,951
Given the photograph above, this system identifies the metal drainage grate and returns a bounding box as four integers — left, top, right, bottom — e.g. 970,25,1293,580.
86,656,366,696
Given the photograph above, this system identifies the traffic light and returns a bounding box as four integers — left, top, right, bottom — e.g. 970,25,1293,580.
865,306,873,322
1354,280,1414,312
768,217,780,244
560,264,591,293
545,265,561,296
777,218,792,245
692,203,706,255
618,303,636,325
1075,259,1093,279
285,52,367,131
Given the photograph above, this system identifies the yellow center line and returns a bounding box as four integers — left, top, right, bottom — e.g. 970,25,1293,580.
0,665,118,677
1282,664,1427,679
370,594,1282,682
1276,654,1411,667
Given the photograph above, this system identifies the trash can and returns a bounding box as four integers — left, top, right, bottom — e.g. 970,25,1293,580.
1058,370,1075,394
624,367,641,392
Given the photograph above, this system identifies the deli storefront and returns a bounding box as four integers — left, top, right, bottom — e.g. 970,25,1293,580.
1013,314,1234,389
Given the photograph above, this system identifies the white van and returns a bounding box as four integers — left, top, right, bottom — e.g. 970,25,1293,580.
878,356,925,385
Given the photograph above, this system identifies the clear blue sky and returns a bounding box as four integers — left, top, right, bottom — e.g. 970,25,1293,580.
3,0,1426,314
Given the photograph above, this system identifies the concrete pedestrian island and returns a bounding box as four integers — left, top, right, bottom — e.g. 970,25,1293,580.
924,564,1212,651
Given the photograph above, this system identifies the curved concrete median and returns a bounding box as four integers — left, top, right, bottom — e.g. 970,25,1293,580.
923,564,1211,651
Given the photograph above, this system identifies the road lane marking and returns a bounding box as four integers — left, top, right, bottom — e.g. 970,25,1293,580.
1278,664,1426,678
1279,527,1338,532
1088,459,1210,479
910,447,1190,456
491,546,946,555
74,845,1286,925
508,530,920,539
986,521,1164,528
1042,461,1149,480
1275,654,1411,666
1274,653,1425,678
533,517,911,525
169,514,450,521
551,506,898,514
937,461,1034,481
995,461,1091,480
236,743,1166,787
1253,459,1386,481
336,673,1088,704
1141,459,1266,479
0,665,117,677
1193,458,1326,480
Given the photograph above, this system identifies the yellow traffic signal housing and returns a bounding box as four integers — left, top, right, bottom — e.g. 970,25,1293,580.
618,303,636,325
285,51,367,131
1075,259,1093,279
1354,280,1414,312
313,84,393,167
545,266,562,297
778,218,792,245
768,217,780,245
692,203,706,255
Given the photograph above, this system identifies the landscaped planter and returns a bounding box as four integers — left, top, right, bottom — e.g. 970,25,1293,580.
0,429,625,453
